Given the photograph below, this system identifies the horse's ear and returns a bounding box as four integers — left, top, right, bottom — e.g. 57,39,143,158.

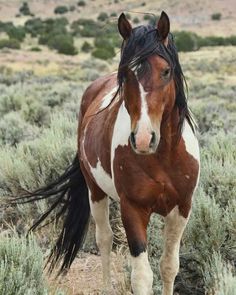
157,11,170,46
118,13,132,40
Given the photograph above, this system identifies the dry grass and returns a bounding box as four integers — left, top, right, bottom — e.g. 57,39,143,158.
47,251,131,295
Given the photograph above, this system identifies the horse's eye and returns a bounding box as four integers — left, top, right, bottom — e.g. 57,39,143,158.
162,68,171,79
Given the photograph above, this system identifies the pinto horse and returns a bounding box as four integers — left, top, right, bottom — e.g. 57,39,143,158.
18,11,200,295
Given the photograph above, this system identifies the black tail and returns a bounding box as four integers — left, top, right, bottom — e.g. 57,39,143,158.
13,155,90,274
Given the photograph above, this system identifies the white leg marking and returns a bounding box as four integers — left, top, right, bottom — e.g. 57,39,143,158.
89,196,113,292
131,252,153,295
160,206,189,295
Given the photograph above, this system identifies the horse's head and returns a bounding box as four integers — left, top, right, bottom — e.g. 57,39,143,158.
117,12,177,155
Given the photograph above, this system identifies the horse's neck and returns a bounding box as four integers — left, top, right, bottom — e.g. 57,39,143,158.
159,107,181,150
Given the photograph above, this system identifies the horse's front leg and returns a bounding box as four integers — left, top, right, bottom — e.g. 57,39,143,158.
120,198,153,295
89,195,113,293
160,206,190,295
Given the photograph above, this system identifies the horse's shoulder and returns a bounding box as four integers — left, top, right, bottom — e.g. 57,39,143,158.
80,73,117,116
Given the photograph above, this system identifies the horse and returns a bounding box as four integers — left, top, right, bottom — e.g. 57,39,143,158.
17,11,200,295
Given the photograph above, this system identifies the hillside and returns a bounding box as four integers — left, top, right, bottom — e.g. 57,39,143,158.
0,0,236,36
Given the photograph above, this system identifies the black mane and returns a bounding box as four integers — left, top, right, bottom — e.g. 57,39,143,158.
117,24,195,136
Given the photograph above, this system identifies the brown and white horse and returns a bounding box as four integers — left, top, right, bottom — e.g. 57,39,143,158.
18,11,200,295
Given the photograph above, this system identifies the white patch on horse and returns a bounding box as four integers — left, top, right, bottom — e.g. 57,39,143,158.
89,160,119,201
182,119,200,193
81,126,119,201
131,251,153,295
100,86,118,110
89,196,113,292
160,206,188,295
111,101,131,185
182,120,200,162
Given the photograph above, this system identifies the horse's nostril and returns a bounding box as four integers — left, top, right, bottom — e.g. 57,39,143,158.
130,132,136,149
149,132,156,148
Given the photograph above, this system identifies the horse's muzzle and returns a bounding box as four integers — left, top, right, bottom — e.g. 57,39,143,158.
130,130,158,154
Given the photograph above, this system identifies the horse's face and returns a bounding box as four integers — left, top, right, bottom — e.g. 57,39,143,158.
118,12,174,154
123,55,175,154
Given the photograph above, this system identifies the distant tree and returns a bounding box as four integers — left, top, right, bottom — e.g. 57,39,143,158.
19,2,33,16
211,13,222,21
81,41,93,52
54,6,69,15
97,12,109,22
77,0,86,6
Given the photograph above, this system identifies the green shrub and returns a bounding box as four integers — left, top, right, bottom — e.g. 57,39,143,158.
69,5,76,11
54,5,69,14
47,34,77,55
30,46,41,52
97,12,109,22
24,18,44,37
0,112,39,146
143,14,152,21
110,12,117,17
226,35,236,45
200,131,236,207
174,31,199,52
203,252,236,294
92,46,115,60
81,41,93,52
21,100,50,126
94,22,121,48
0,112,76,195
211,13,222,21
0,21,14,33
133,17,140,24
6,26,26,42
71,19,101,37
0,234,47,295
77,0,86,6
200,35,227,47
0,39,20,50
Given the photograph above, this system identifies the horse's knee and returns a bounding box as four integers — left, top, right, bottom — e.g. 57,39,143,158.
96,227,113,250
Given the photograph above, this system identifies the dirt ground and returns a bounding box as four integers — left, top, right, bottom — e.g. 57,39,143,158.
48,252,131,295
